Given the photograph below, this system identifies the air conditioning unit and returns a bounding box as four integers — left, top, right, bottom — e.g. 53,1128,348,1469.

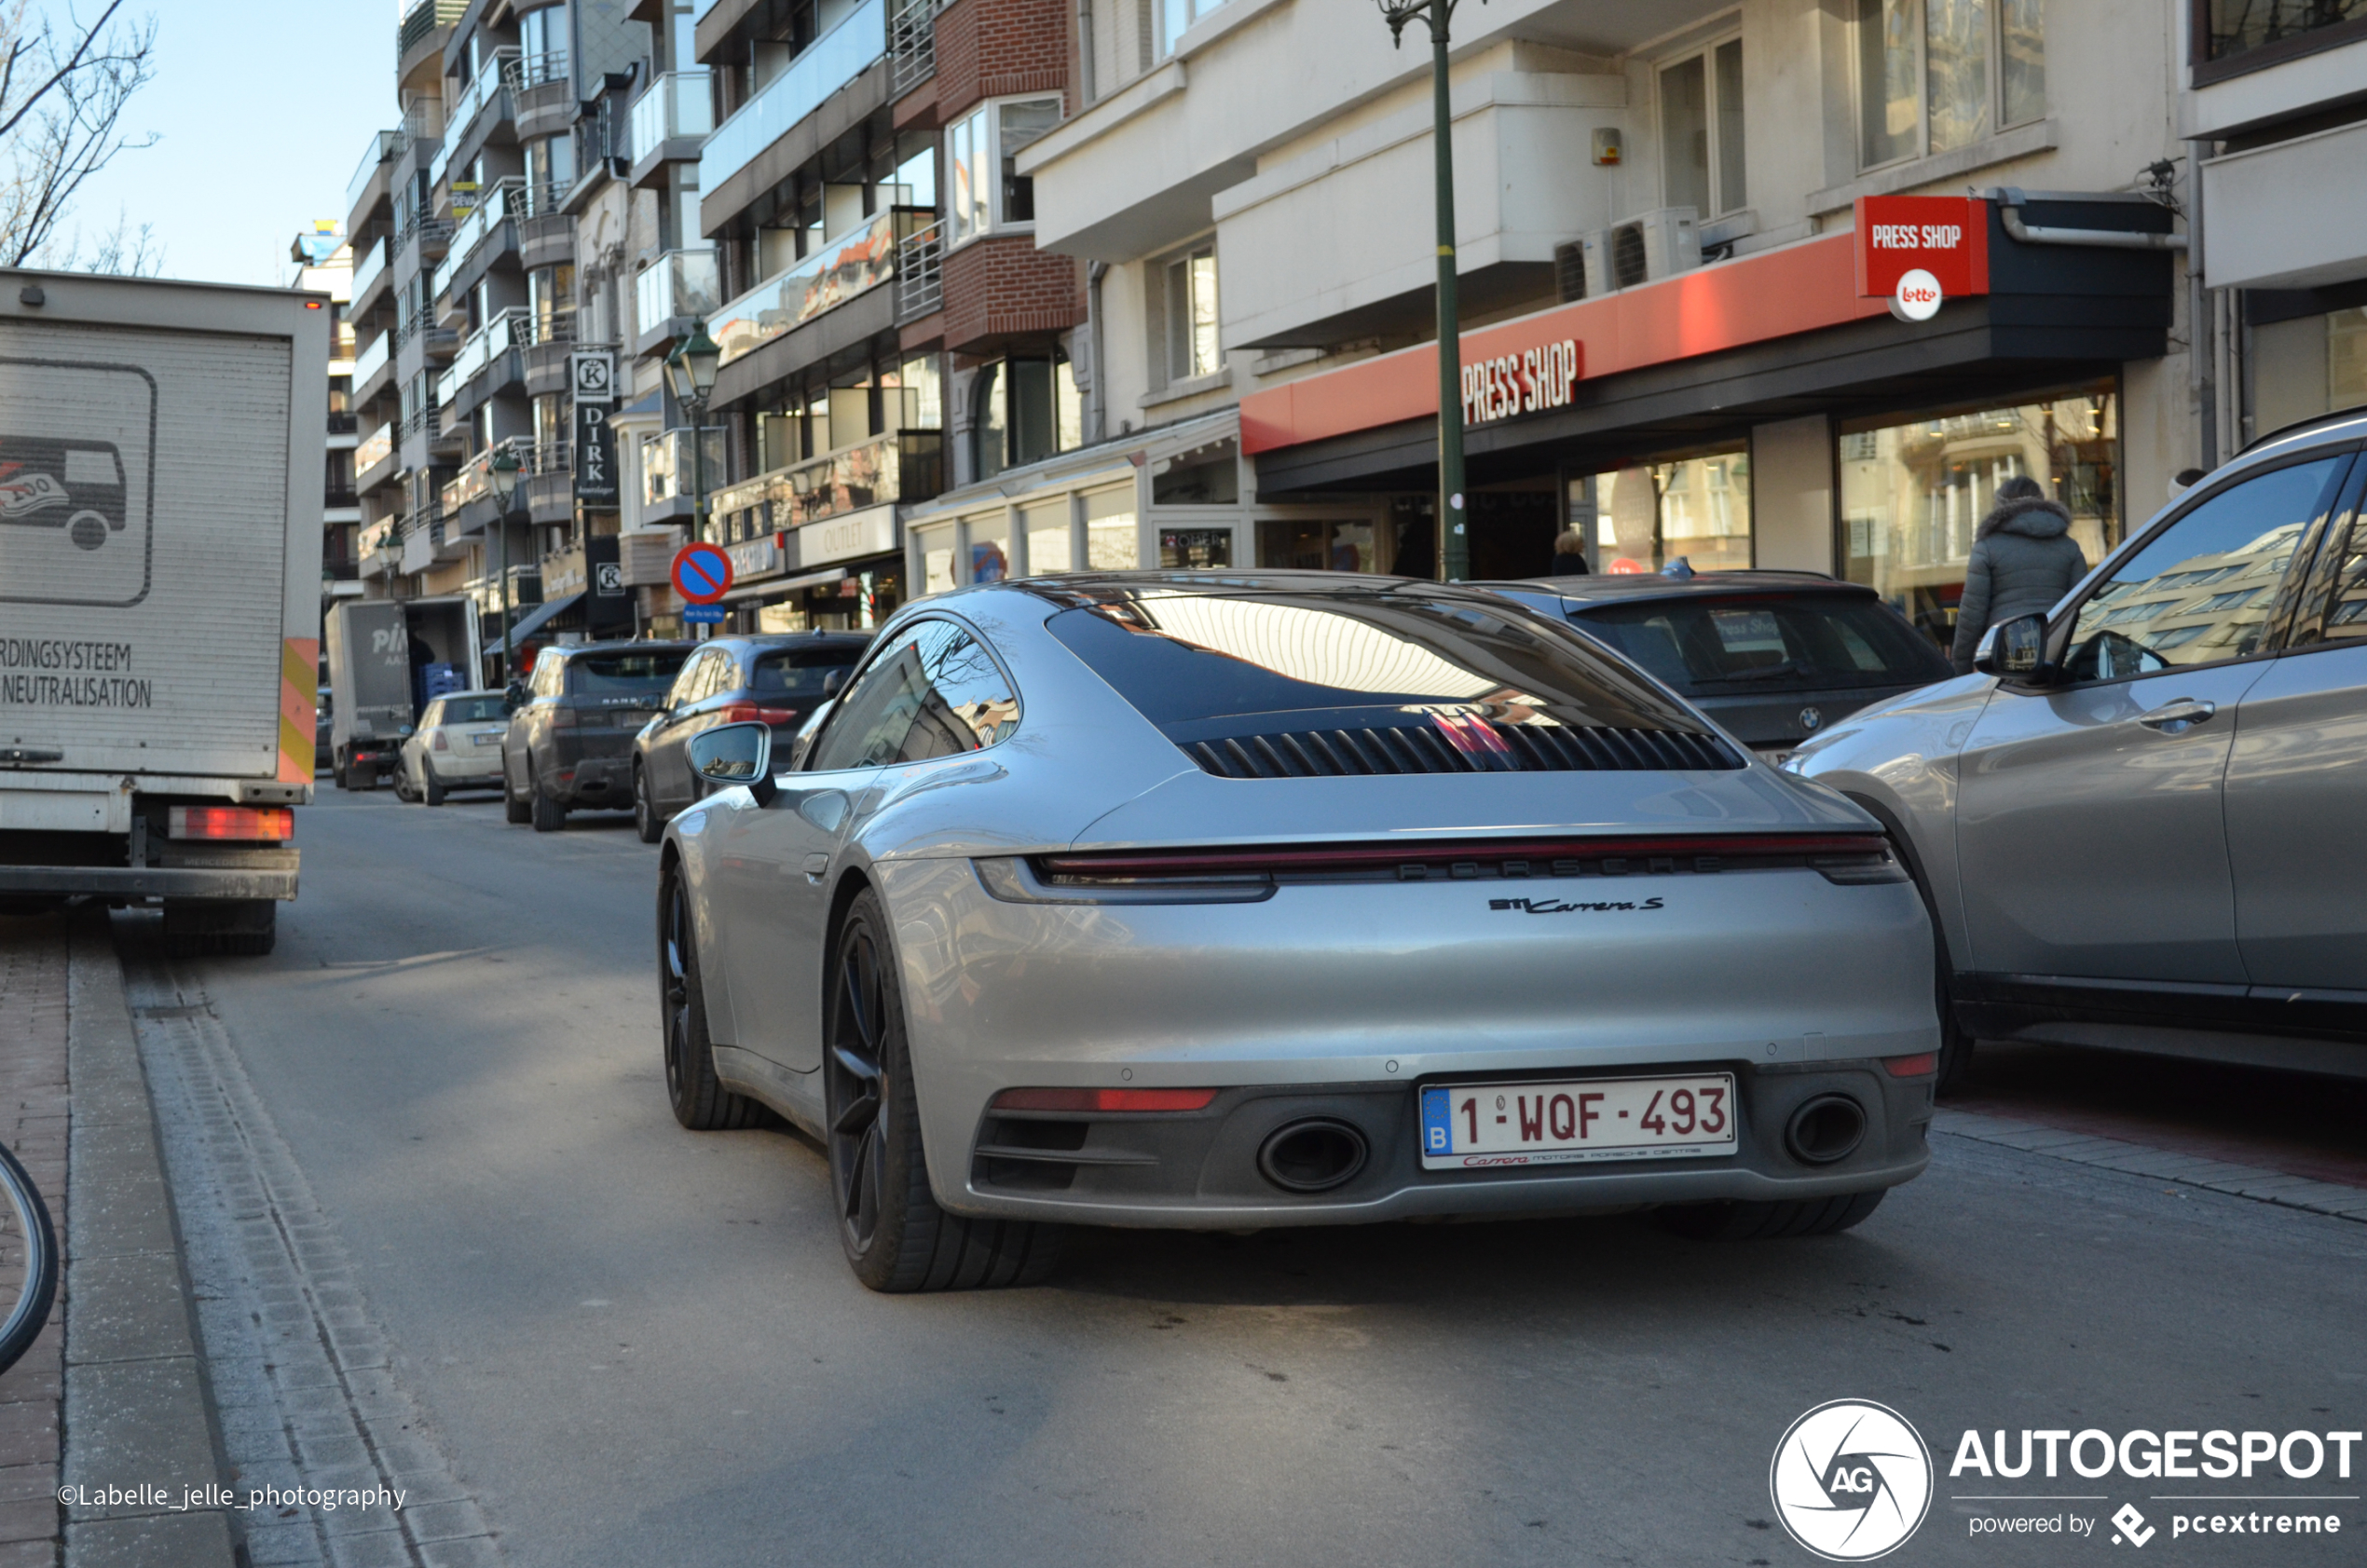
1553,239,1588,303
1580,207,1702,296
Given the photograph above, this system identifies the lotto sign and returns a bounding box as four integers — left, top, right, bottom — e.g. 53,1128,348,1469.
671,541,733,605
1854,195,1988,299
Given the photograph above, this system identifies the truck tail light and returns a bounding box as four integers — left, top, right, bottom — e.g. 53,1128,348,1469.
169,806,293,842
720,702,798,726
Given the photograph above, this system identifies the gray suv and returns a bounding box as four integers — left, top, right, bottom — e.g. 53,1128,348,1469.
502,641,694,832
1792,407,2367,1086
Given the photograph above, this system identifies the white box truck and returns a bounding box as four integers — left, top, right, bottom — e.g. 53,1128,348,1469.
322,595,481,789
0,269,326,953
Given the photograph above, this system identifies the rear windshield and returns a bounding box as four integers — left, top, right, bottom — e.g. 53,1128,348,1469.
751,647,863,697
1570,594,1950,696
1046,587,1703,744
567,650,690,696
439,696,507,724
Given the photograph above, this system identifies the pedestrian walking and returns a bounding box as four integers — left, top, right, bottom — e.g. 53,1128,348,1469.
1551,525,1592,576
1950,475,2088,673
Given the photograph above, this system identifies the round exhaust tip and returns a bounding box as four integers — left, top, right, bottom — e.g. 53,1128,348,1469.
1256,1118,1370,1193
1785,1095,1867,1166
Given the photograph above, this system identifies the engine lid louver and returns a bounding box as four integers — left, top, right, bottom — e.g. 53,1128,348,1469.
1182,719,1743,779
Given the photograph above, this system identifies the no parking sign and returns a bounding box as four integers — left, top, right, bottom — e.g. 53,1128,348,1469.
671,541,733,605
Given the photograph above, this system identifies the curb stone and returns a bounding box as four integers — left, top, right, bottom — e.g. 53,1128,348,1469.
1934,1108,2367,1222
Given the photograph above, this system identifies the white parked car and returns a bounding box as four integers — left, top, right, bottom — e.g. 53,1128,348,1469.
397,690,513,806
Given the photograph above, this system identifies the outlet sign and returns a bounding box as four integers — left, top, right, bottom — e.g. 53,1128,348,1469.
1855,196,1989,299
1461,338,1582,428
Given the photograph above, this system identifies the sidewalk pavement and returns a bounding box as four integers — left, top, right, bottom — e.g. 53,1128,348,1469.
0,910,239,1568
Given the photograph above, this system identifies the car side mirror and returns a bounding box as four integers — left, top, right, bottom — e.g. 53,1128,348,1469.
822,668,848,697
1974,613,2051,682
688,721,776,806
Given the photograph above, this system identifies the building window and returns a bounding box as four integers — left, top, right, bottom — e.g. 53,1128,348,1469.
1660,35,1745,218
1857,0,2043,170
1159,0,1232,56
946,95,1061,247
1838,385,2116,653
525,133,574,211
2196,0,2367,69
971,354,1082,481
1567,449,1754,577
518,4,570,86
1162,244,1220,384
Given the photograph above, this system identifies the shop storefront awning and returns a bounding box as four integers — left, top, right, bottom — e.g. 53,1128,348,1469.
500,593,581,646
721,567,848,603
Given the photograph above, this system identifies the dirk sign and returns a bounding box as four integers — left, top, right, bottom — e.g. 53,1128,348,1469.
574,402,618,503
1854,195,1989,298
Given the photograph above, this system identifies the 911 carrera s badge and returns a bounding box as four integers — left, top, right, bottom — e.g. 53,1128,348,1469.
1489,896,1665,913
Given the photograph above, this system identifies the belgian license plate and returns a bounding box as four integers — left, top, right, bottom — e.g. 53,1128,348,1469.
1419,1073,1737,1170
472,733,501,745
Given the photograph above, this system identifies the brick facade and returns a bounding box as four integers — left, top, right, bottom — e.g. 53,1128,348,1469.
941,236,1084,355
935,0,1074,122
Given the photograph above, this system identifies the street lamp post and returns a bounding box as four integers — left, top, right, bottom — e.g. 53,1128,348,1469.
1377,0,1479,582
664,321,724,634
488,444,522,685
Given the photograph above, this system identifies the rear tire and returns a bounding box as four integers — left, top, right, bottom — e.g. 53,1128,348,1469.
633,762,663,843
658,864,759,1131
423,762,447,807
503,760,532,824
825,890,1065,1292
529,764,566,833
1656,1188,1886,1241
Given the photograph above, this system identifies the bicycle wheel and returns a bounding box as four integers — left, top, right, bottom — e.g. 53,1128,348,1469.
0,1141,59,1379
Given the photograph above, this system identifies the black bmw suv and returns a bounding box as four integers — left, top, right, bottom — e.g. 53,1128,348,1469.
502,640,695,831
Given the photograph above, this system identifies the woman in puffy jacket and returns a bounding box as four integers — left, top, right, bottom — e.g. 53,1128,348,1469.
1950,475,2089,673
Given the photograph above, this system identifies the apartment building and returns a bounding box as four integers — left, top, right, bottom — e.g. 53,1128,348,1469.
2182,4,2367,454
916,0,2200,655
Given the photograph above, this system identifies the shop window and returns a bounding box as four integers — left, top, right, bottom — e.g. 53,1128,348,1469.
917,522,957,595
1857,0,2043,170
1023,498,1072,575
946,96,1061,248
1838,386,2116,653
1567,449,1753,577
2333,308,2367,406
1159,528,1230,569
1087,484,1140,569
1151,436,1238,505
1161,243,1221,384
969,512,1011,583
1659,36,1745,218
1258,519,1389,573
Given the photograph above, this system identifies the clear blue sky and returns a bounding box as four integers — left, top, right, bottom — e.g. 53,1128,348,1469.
53,1,396,285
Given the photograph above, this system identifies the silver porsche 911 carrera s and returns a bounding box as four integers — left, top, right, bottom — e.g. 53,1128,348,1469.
656,572,1941,1292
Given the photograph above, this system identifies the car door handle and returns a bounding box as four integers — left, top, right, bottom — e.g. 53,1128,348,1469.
2137,698,2217,731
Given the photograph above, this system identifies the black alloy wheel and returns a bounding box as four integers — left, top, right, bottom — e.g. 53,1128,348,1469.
659,866,756,1131
824,890,1063,1292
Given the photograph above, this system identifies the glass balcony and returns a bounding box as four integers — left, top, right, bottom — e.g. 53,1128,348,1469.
352,329,390,388
641,427,728,509
432,176,523,301
347,130,401,217
701,0,884,191
434,307,525,410
430,48,519,189
709,429,944,531
355,422,397,478
711,208,916,367
628,71,713,163
397,0,466,58
349,235,390,302
635,249,721,334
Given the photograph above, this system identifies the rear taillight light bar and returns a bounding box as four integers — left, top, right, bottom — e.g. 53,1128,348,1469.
992,1087,1218,1113
1881,1053,1938,1078
720,702,798,726
1035,835,1895,882
168,806,293,842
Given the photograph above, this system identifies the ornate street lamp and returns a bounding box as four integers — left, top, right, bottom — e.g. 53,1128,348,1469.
1377,0,1480,581
488,443,523,684
665,321,723,634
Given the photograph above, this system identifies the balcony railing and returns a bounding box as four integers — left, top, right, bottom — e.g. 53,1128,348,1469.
401,96,445,143
353,329,390,387
641,427,728,509
350,235,390,301
433,175,525,300
888,0,937,98
327,412,360,437
712,208,917,368
628,70,713,163
397,0,465,58
701,0,885,192
510,50,569,91
356,421,397,476
396,199,454,256
347,130,403,216
430,47,520,189
635,249,721,335
710,429,943,531
516,307,575,349
359,516,398,557
441,437,539,519
895,220,941,320
434,307,526,410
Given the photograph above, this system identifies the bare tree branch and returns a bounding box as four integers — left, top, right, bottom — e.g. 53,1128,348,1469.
0,2,156,268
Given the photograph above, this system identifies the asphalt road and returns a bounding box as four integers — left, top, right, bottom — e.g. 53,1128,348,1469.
131,787,2367,1567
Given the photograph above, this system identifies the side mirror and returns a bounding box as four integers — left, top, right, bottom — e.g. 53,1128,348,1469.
688,721,776,806
1973,613,2050,681
822,668,848,697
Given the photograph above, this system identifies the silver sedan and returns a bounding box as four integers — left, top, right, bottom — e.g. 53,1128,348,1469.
656,573,1941,1291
